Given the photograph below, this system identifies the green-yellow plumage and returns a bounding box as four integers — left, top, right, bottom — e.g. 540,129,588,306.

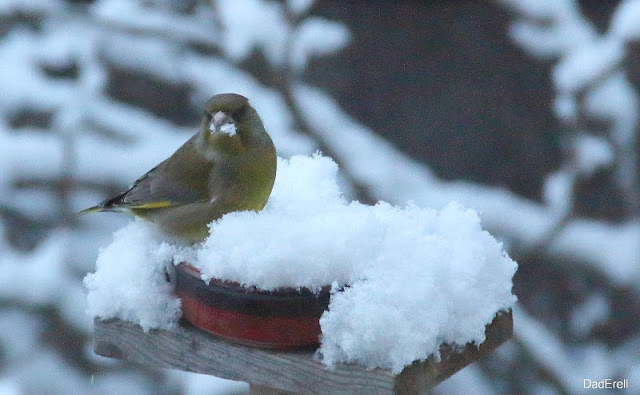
81,93,277,242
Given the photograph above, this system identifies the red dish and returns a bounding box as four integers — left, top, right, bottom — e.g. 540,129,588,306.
174,263,331,350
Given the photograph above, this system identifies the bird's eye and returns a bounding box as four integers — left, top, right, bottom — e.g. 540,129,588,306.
231,105,247,121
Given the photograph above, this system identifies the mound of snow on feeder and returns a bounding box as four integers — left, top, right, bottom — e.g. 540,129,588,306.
84,222,183,331
86,154,517,372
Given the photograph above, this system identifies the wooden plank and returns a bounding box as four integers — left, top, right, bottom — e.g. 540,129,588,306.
94,310,512,394
250,383,300,394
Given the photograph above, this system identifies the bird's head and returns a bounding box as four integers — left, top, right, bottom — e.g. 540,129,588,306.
202,93,247,137
198,93,273,157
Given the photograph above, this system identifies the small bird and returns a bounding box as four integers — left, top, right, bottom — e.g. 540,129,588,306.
81,93,277,242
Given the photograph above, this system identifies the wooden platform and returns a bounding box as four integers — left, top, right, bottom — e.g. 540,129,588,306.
94,310,512,394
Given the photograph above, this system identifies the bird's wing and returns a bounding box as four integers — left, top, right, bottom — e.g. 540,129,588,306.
102,158,211,210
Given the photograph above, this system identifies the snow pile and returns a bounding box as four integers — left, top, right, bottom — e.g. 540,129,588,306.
84,221,182,331
86,154,517,372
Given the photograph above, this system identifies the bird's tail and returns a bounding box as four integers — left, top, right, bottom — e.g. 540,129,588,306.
77,203,118,215
77,205,103,215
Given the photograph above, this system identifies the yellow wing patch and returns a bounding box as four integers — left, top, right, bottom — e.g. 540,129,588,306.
128,201,174,209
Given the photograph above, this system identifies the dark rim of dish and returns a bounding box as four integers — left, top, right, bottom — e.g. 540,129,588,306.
175,262,332,317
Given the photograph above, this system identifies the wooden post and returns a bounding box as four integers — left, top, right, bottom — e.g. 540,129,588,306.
94,310,512,394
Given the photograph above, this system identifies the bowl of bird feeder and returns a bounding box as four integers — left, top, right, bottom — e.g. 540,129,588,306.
173,263,331,350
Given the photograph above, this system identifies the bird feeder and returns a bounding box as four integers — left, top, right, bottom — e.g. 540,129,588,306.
175,263,330,349
94,264,513,394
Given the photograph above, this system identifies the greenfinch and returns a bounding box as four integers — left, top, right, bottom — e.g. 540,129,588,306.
81,93,277,242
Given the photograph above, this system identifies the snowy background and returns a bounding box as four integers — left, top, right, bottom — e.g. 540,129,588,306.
0,0,639,394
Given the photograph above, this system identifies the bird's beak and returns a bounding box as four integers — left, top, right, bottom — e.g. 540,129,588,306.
209,111,237,137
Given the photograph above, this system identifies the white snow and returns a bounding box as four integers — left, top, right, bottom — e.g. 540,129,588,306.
211,111,237,136
553,92,576,122
84,220,182,331
0,0,62,14
289,17,351,72
0,309,44,360
215,0,348,72
287,0,314,16
629,363,640,391
0,231,68,305
514,306,629,394
86,154,517,372
514,307,581,392
433,364,496,395
541,134,613,216
574,134,614,175
585,74,638,134
0,379,20,395
168,370,249,395
552,38,624,94
92,0,221,49
499,0,596,59
3,0,637,391
219,123,236,136
291,83,640,286
496,0,578,22
570,293,609,337
610,0,640,41
216,0,289,66
549,219,640,284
